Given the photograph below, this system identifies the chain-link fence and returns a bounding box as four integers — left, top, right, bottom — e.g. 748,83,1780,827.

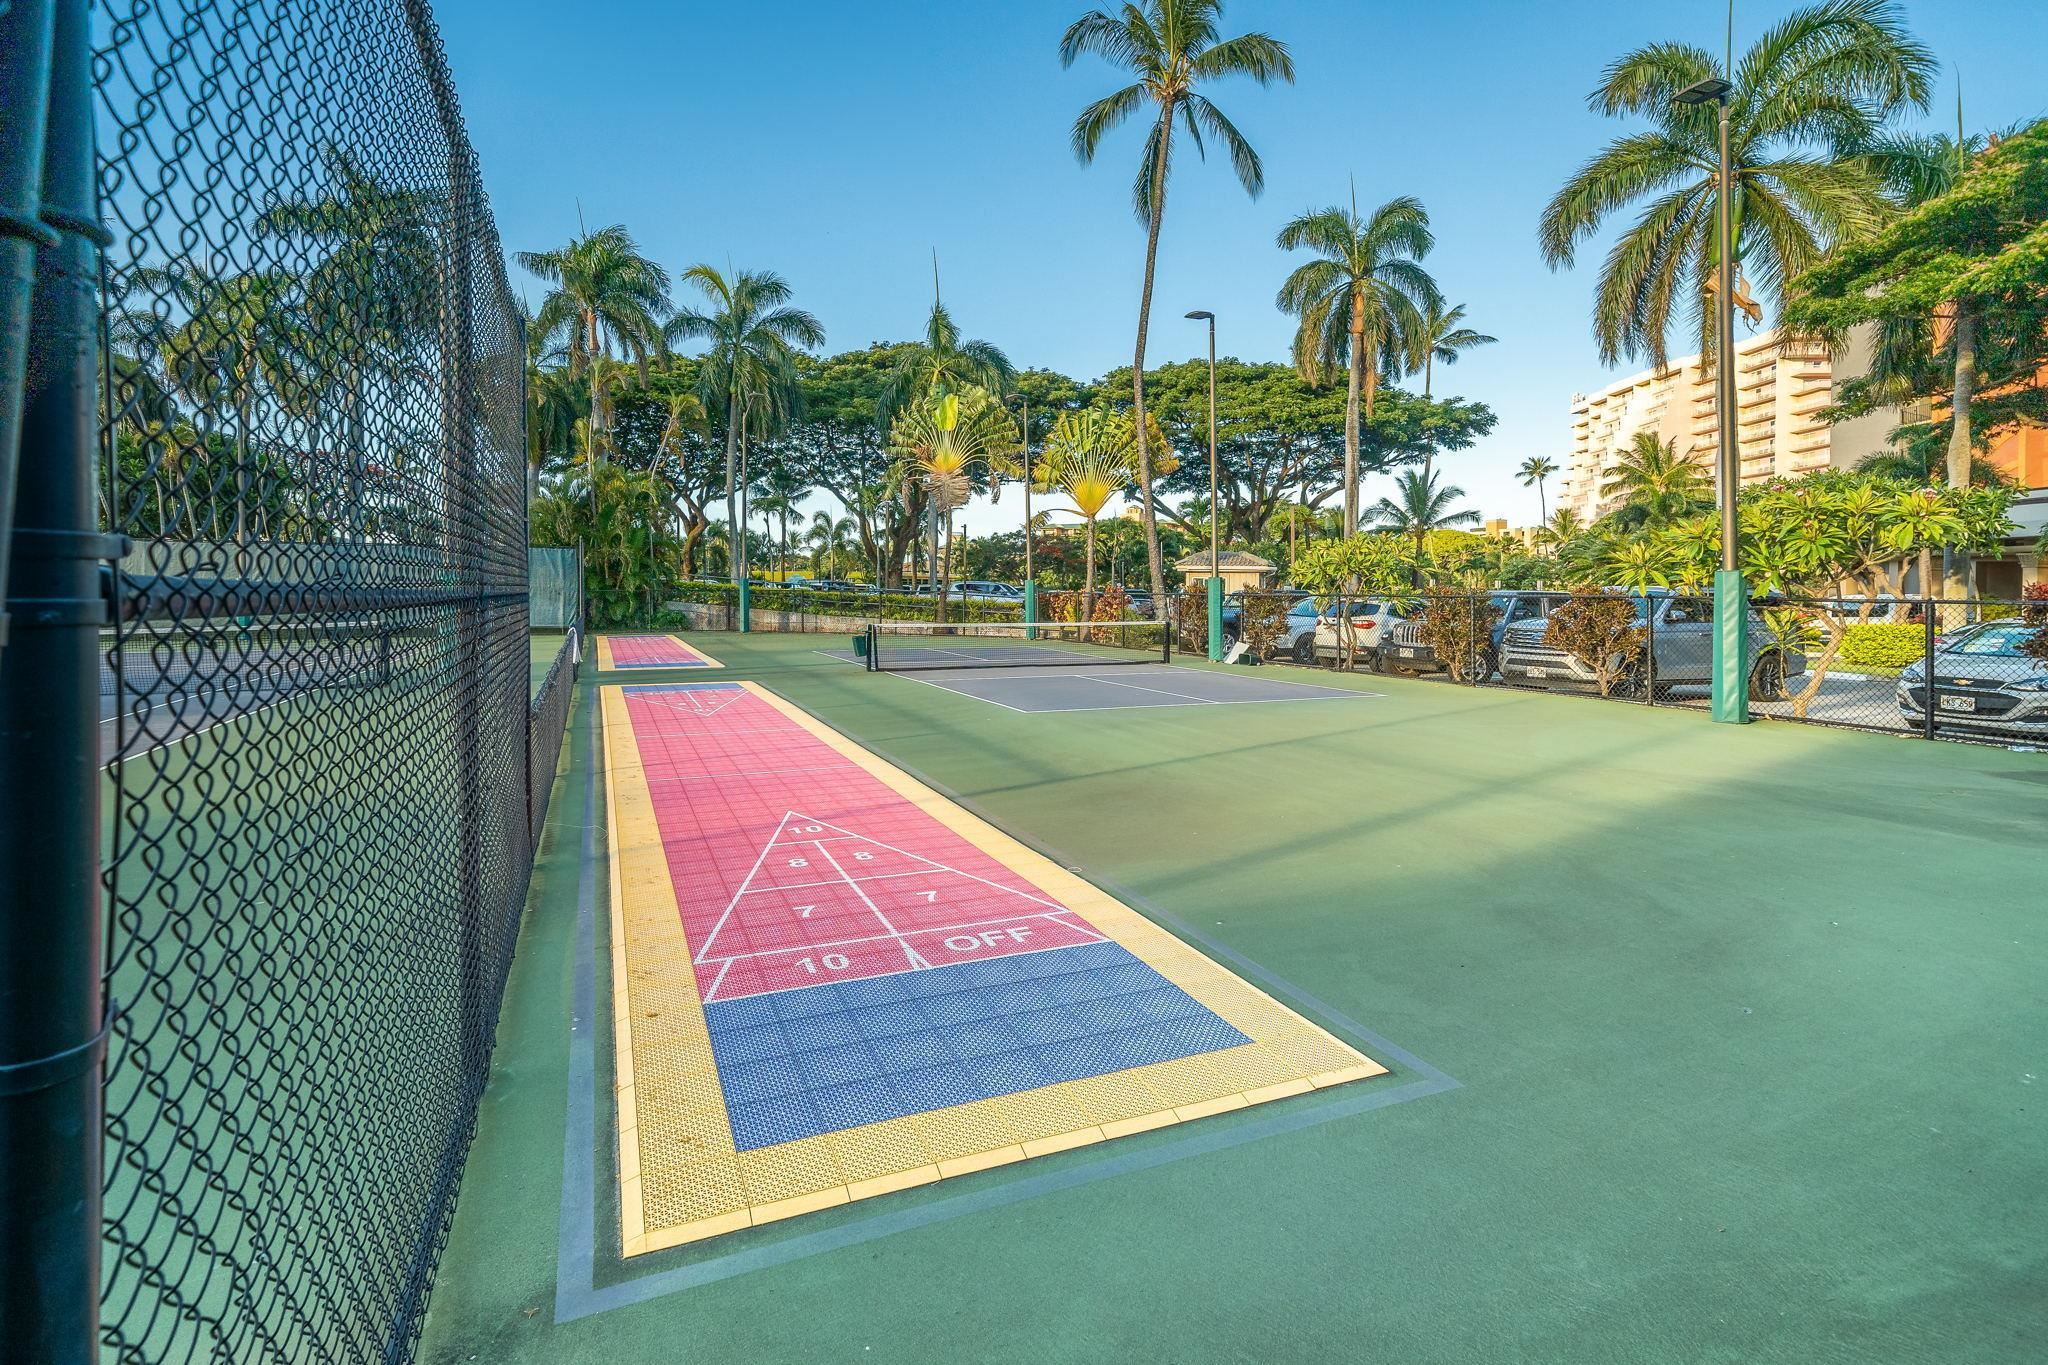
1267,586,2047,750
72,1,536,1359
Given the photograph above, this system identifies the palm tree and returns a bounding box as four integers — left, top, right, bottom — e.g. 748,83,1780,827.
517,225,672,463
1517,455,1560,524
1598,431,1711,525
882,268,1015,417
666,267,824,586
1410,300,1496,480
1275,195,1440,535
1061,0,1293,620
751,457,808,577
135,259,305,542
1538,506,1588,548
887,389,1022,618
1538,0,1934,369
1369,469,1480,561
804,511,858,577
1036,410,1142,619
256,146,443,533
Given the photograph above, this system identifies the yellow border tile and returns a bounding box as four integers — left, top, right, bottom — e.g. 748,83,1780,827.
604,680,1388,1258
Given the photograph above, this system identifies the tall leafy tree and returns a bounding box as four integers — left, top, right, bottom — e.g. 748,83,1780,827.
882,271,1015,416
1276,195,1441,535
1061,0,1293,619
666,267,825,585
1538,0,1934,369
1790,119,2048,594
1369,469,1480,560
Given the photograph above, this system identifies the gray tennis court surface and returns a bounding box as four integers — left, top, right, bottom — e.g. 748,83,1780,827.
888,663,1382,713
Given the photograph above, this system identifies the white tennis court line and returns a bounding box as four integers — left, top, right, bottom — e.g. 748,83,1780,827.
884,667,1386,714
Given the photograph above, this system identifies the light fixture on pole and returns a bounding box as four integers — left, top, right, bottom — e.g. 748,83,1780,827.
1674,74,1747,723
1186,310,1223,661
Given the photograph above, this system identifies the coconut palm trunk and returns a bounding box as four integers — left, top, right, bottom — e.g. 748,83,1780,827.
1942,301,1977,600
1129,105,1175,625
1344,292,1364,535
723,387,742,587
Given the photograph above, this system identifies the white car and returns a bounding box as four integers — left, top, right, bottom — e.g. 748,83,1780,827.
1311,600,1405,668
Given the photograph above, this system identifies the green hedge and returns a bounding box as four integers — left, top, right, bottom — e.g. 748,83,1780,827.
662,580,1025,624
1837,622,1923,669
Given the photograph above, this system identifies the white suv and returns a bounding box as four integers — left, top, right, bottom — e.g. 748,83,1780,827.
1312,600,1405,668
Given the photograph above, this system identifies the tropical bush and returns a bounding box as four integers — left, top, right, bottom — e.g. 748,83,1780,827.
1237,591,1293,660
1837,623,1925,670
1542,593,1646,696
1414,594,1503,682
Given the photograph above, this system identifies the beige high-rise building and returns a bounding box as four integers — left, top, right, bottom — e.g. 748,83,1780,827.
1556,327,1891,524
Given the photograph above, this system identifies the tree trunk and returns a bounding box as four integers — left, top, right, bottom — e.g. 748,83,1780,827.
1942,300,1978,600
1344,292,1364,536
1083,517,1097,621
723,382,742,588
1130,103,1176,624
1537,478,1548,526
1420,352,1435,484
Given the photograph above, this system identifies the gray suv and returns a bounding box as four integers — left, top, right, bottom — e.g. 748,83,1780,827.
1498,591,1804,698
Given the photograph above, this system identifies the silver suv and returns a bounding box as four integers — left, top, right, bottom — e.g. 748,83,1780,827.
1498,591,1804,698
1378,591,1566,679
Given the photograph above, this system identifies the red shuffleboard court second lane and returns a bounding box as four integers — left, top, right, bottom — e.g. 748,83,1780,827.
623,683,1112,1002
603,633,721,669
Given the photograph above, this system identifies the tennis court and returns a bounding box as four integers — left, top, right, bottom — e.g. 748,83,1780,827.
424,631,2048,1363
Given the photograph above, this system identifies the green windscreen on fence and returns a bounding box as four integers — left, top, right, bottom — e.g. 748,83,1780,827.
530,546,581,628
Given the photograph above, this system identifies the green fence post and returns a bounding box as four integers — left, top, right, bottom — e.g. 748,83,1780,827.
0,3,109,1357
737,576,751,633
1024,579,1037,640
1711,568,1750,724
1206,576,1223,662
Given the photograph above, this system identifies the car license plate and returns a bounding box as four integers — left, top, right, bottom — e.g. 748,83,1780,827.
1939,694,1976,712
1525,666,1549,679
1399,647,1420,657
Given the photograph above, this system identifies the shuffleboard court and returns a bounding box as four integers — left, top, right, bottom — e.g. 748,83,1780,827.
597,633,723,671
604,679,1385,1254
886,662,1384,713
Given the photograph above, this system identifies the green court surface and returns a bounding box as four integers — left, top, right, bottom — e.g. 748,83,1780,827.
422,632,2048,1363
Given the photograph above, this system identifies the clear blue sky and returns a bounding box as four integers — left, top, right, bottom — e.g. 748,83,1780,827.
435,0,2044,531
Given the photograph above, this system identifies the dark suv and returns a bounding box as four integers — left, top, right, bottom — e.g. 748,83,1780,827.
1376,592,1566,679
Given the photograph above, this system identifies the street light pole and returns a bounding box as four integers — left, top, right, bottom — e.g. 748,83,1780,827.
1007,393,1037,634
1677,75,1747,724
1187,310,1222,661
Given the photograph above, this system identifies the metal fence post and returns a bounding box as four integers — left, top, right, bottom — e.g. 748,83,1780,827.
0,2,108,1358
1645,599,1657,705
0,0,58,653
1922,599,1937,740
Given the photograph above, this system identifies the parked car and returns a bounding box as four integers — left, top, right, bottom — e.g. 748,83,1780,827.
1311,600,1406,668
1376,591,1567,679
953,580,1024,602
1221,588,1313,645
1498,590,1804,698
1264,596,1331,664
1896,618,2048,740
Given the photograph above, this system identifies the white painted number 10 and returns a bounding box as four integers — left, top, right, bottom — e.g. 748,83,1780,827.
796,953,850,974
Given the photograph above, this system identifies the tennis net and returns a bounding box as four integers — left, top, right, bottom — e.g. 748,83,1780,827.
865,619,1171,671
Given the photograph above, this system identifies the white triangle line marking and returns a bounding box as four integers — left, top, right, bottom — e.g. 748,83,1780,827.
692,812,802,965
701,956,736,1003
701,910,1088,963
